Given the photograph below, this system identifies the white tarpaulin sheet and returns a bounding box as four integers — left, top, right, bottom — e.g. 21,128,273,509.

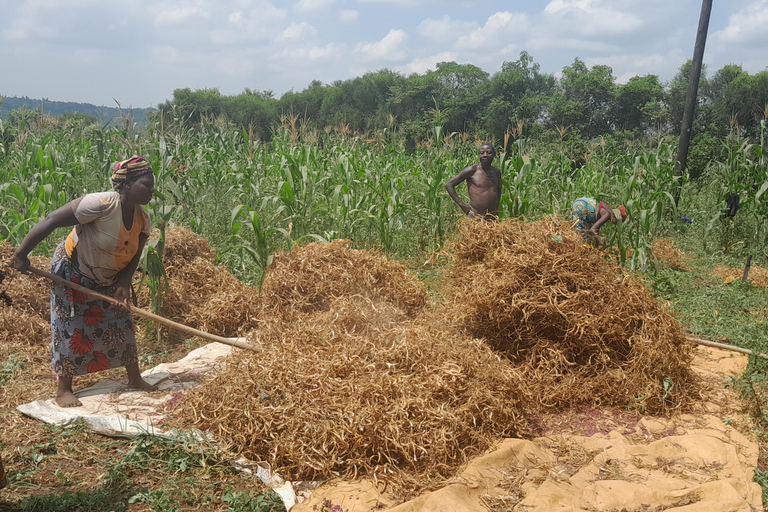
16,341,299,509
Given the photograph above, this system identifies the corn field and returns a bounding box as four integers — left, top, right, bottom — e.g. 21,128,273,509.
1,116,767,282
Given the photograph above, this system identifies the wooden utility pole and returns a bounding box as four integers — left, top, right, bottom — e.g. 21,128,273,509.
673,0,713,207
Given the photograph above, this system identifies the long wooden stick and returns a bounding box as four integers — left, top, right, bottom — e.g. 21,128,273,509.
26,266,263,353
686,335,768,360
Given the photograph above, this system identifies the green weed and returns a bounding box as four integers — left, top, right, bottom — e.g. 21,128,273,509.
221,489,286,512
0,354,25,386
10,469,130,512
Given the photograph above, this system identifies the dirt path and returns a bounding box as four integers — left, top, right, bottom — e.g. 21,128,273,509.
293,345,763,511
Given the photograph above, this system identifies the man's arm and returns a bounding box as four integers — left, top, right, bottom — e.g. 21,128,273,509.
446,167,475,215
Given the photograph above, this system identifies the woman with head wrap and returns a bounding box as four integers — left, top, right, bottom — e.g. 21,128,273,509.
570,197,627,247
13,156,157,407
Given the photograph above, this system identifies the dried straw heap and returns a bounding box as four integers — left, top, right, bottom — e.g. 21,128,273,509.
135,227,260,337
177,239,528,491
176,219,695,492
651,238,694,271
1,220,698,495
712,264,768,287
0,241,52,346
442,216,696,414
0,241,56,412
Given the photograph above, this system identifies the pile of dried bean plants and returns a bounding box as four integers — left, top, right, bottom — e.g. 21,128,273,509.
176,239,529,491
442,217,696,415
1,219,697,495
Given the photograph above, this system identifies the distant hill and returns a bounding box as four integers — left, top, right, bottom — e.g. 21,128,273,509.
0,95,157,126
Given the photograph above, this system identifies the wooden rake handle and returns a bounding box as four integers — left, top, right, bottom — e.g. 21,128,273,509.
26,266,263,353
686,335,768,360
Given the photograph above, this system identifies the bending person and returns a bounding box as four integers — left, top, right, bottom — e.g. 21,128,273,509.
13,156,157,407
570,197,627,247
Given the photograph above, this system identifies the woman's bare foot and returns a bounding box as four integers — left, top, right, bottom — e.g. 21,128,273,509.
56,389,82,407
125,362,158,391
55,376,82,407
127,377,158,391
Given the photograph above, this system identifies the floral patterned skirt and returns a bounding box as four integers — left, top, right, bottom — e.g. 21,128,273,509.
50,242,137,377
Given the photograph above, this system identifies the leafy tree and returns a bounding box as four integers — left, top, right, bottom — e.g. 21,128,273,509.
687,132,728,179
158,88,226,125
556,58,615,137
60,112,98,126
223,90,278,140
431,62,490,133
8,106,40,128
481,51,556,142
279,80,329,129
613,75,665,133
727,70,768,140
329,69,405,130
665,60,708,136
701,64,747,137
388,70,444,132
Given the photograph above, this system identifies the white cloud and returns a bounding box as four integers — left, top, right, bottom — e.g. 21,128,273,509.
455,12,528,51
399,51,456,75
279,22,318,41
295,0,335,13
151,44,200,66
417,15,475,42
717,0,768,44
357,0,425,4
0,0,764,108
209,30,237,45
155,7,208,26
602,52,679,81
543,0,642,36
212,5,288,43
148,45,268,81
1,24,32,41
339,9,358,22
1,6,58,42
527,36,615,54
499,44,517,56
69,47,104,68
544,0,588,14
273,43,342,62
355,29,408,61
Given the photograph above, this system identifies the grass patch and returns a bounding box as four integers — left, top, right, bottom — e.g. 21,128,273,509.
0,354,25,387
0,423,284,512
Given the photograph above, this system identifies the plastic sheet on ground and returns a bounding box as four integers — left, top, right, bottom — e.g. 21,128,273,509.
17,342,235,435
292,345,763,512
15,341,299,508
16,343,762,512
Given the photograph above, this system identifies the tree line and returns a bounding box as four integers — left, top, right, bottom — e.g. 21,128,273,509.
0,96,156,127
156,52,767,150
3,52,766,179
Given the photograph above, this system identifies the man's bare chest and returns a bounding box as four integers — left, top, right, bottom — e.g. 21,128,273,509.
469,170,500,189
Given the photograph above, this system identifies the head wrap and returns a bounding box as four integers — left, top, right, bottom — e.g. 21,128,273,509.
111,155,153,190
600,201,628,223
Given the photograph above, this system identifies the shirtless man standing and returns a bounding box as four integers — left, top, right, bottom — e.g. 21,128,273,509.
445,143,502,219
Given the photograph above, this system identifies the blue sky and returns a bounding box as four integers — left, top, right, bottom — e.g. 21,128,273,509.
1,0,766,108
